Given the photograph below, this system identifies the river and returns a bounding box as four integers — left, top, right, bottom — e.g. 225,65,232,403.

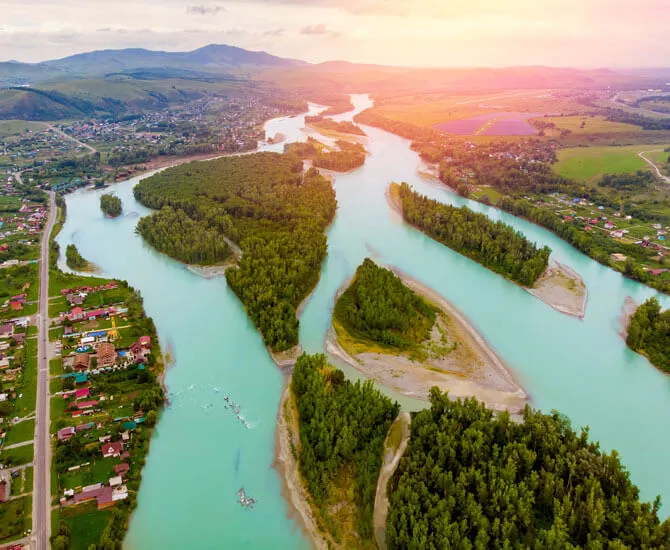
56,94,670,549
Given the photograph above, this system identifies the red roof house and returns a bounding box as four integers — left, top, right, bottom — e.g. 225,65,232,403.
10,302,23,311
102,441,123,458
77,400,99,410
75,388,90,399
139,336,151,348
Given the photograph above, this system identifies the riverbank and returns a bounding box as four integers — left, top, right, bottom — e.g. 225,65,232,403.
326,271,529,413
275,377,329,550
527,260,587,318
373,412,411,550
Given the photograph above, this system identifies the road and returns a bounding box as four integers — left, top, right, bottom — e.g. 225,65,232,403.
33,190,56,550
46,124,97,154
638,150,670,184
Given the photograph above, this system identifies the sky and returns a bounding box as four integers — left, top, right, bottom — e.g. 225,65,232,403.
0,0,668,67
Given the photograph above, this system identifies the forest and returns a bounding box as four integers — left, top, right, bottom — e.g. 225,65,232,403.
136,206,231,265
65,244,89,270
626,297,670,372
387,388,670,549
395,183,551,287
292,353,399,546
100,194,122,217
305,114,367,136
285,137,366,172
334,258,436,349
134,152,336,350
599,171,654,191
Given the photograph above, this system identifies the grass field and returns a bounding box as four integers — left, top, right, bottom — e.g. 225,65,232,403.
0,443,34,467
554,144,670,182
370,90,590,128
4,418,35,446
0,120,46,138
54,501,111,550
0,495,31,542
537,115,641,134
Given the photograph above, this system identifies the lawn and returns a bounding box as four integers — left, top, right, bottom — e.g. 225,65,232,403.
50,357,63,376
0,120,45,138
0,443,34,467
536,115,641,134
0,495,32,542
50,397,67,432
55,501,111,550
59,460,115,491
14,338,37,416
4,418,35,446
554,144,670,183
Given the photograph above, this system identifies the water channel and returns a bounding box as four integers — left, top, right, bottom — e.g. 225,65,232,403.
56,94,670,549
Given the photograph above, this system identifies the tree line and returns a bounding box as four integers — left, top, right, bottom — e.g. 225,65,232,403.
136,206,231,265
626,297,670,372
395,183,550,287
285,137,365,172
334,258,436,349
387,388,670,549
134,152,336,351
100,194,123,217
292,353,400,546
65,244,89,270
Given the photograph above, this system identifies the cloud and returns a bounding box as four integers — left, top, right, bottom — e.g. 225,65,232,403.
186,4,226,15
263,28,285,36
300,23,340,37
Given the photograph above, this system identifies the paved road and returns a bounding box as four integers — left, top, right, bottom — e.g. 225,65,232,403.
639,150,670,184
33,190,56,550
46,124,97,154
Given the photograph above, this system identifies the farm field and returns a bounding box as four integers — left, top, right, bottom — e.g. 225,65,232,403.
435,111,541,135
535,115,641,134
369,89,589,128
554,144,670,182
0,119,46,137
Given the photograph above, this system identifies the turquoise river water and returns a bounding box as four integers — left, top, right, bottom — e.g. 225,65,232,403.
56,94,670,549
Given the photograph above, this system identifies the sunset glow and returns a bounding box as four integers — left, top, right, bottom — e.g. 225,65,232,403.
1,0,667,66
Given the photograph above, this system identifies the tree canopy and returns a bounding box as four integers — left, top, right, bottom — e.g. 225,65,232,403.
395,183,550,287
334,258,436,349
100,194,122,217
626,297,670,372
387,388,670,549
292,353,399,545
134,152,336,350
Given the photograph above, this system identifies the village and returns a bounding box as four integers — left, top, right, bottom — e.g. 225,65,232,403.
46,271,163,542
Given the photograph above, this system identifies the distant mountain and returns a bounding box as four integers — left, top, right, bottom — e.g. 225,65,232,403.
41,44,305,77
0,44,306,86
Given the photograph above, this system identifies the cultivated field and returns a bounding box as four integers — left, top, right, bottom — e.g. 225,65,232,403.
554,144,670,182
535,115,641,134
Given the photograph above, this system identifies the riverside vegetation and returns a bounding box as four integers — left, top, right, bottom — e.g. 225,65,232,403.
291,353,399,547
387,388,670,549
65,243,92,271
100,194,122,218
393,183,550,287
285,137,366,172
626,297,670,373
134,152,336,351
334,258,436,350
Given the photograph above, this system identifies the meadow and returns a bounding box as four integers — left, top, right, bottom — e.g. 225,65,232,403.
536,115,641,134
554,144,670,182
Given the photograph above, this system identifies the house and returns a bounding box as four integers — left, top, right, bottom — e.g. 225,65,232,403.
75,387,90,399
69,307,84,321
63,325,73,336
57,426,76,441
0,324,13,338
75,372,88,385
73,353,90,370
101,441,123,458
77,400,98,410
0,481,8,503
9,302,23,311
138,336,151,348
75,422,94,433
112,485,128,502
12,333,25,346
85,309,107,320
109,476,123,487
96,342,117,368
113,463,130,477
